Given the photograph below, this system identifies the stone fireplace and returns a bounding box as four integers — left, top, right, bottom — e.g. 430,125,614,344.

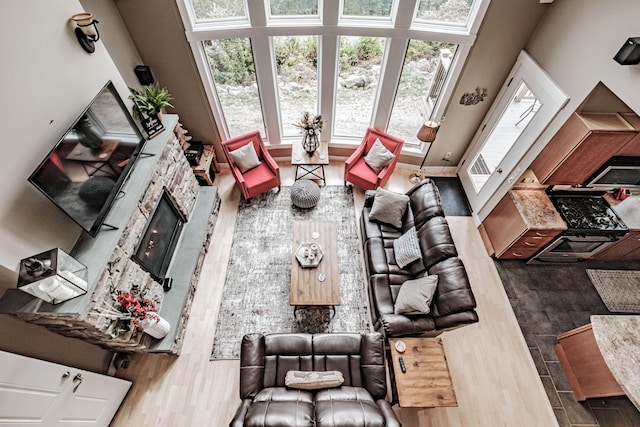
0,115,219,354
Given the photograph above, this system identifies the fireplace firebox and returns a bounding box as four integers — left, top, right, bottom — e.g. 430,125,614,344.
132,190,186,285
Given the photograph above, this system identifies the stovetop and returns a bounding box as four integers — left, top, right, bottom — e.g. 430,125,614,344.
548,192,628,236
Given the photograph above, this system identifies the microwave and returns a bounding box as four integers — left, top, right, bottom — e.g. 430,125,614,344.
585,156,640,188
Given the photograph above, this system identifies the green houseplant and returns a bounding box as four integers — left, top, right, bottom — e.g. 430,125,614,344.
128,83,174,120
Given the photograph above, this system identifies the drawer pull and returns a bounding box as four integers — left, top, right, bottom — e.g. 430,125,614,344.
535,232,549,237
524,242,536,247
512,252,523,257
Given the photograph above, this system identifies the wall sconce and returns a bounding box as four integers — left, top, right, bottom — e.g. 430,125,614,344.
460,87,488,106
17,248,88,305
71,13,100,54
409,120,440,184
613,37,640,65
134,65,155,85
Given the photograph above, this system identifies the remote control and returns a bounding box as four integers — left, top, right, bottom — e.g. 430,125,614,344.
399,357,406,373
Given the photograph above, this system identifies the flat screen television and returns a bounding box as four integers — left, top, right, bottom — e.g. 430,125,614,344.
29,81,147,237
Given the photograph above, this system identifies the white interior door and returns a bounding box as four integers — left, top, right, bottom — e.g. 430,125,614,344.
0,351,131,426
459,51,568,217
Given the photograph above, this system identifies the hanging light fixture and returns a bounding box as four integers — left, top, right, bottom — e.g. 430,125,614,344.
71,12,100,54
409,120,440,184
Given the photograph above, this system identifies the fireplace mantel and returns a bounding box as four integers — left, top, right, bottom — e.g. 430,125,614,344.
0,115,219,354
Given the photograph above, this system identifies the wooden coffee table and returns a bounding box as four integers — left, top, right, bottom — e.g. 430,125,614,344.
290,221,339,318
389,337,458,408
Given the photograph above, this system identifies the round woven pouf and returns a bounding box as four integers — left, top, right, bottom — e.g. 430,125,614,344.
291,179,321,209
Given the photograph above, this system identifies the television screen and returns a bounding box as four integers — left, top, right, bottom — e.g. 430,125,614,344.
29,81,146,237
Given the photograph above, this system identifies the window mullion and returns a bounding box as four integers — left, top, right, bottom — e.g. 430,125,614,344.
392,0,419,28
251,36,281,144
319,34,338,141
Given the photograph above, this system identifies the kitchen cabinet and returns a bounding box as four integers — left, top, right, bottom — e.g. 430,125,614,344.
593,230,640,260
554,323,624,401
530,112,636,185
618,113,640,156
482,189,566,259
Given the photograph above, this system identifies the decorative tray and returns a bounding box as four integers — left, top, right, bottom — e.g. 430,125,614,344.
295,242,324,268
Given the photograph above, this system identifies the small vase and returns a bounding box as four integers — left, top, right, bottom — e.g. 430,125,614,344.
140,314,170,339
302,128,320,154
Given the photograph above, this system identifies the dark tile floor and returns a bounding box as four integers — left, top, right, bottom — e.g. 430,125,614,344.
494,259,640,427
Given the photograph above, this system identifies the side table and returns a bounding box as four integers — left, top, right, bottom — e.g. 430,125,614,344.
191,144,219,186
291,140,329,185
389,337,457,408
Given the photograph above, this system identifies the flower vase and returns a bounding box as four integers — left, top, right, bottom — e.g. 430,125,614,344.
302,128,320,154
140,314,170,339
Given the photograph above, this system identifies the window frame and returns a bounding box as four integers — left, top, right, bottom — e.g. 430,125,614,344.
176,0,490,157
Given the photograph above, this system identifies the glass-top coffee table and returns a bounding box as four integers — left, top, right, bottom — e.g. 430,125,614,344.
290,220,339,318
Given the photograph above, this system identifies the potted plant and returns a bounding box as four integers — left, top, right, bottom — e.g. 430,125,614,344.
96,285,170,339
128,83,174,121
294,111,324,154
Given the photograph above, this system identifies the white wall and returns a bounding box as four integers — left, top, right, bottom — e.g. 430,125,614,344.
0,2,133,275
0,1,136,372
527,0,640,141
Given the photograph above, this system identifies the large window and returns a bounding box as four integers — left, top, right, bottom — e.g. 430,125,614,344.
388,40,457,145
334,36,385,137
178,0,489,151
204,38,265,137
274,36,319,137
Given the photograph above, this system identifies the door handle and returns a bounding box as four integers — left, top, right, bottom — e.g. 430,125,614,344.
61,371,70,380
496,168,503,174
72,373,83,393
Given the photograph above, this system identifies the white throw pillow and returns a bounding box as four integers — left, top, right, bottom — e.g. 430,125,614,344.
368,187,410,228
394,227,422,269
394,275,438,315
229,142,261,173
285,370,344,390
364,139,395,174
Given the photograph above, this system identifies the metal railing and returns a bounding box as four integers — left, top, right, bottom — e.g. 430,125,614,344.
421,48,452,121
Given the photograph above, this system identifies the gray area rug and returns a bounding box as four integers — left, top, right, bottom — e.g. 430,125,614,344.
211,185,370,360
586,269,640,313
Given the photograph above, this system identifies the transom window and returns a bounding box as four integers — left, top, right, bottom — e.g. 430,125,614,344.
177,0,489,154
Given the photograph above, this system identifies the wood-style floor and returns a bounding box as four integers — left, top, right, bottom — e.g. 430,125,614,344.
111,163,558,427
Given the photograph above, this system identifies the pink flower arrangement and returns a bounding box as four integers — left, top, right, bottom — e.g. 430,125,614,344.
115,289,159,331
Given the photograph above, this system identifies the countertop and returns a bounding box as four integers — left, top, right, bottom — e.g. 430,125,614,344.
609,195,640,230
509,189,567,231
591,315,640,411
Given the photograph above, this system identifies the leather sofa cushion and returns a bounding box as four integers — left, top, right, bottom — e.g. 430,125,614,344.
244,387,314,427
315,387,386,427
417,216,458,269
429,257,477,317
407,179,444,227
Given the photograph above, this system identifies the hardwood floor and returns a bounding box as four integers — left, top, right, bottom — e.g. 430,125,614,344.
111,163,558,427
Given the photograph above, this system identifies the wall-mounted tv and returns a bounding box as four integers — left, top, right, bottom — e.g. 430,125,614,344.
29,81,147,237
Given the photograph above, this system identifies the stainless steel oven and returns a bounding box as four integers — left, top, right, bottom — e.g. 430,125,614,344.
528,234,617,263
528,191,628,264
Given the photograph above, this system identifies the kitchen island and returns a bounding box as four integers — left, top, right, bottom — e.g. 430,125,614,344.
555,315,640,410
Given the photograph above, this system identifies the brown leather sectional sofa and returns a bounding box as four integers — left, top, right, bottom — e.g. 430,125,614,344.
361,179,479,337
229,332,401,427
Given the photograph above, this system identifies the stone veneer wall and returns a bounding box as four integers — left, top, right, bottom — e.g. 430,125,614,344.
16,131,202,353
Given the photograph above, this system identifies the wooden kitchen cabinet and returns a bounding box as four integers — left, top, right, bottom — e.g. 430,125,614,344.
593,230,640,260
618,113,640,156
530,113,636,185
482,190,565,259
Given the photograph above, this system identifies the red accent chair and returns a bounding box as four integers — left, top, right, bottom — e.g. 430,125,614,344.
344,127,404,191
222,131,281,199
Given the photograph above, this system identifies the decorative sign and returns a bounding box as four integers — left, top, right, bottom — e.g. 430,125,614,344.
140,113,165,139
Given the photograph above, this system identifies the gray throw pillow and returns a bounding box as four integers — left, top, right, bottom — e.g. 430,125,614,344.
368,187,410,228
364,139,395,174
229,142,261,173
394,275,438,315
394,227,422,269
